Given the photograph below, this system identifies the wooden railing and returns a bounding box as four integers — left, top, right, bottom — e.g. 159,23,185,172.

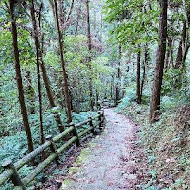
0,110,104,190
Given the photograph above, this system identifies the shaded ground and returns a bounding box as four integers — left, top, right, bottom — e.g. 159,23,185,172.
60,108,148,190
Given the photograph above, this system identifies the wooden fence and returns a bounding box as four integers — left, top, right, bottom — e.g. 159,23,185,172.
0,110,104,190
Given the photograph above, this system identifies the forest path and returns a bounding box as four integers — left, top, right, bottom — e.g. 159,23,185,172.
60,108,146,190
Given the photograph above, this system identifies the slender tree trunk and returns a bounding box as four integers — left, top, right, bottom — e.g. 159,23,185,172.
136,48,141,104
0,72,6,136
174,3,190,87
40,62,58,108
111,75,114,100
30,0,44,144
65,0,75,25
140,47,148,99
75,17,79,35
175,22,187,69
30,1,63,133
175,5,190,68
53,0,72,123
74,4,81,36
57,0,65,30
182,45,190,64
69,89,74,111
115,45,121,105
56,74,64,109
40,61,64,132
150,0,168,123
32,2,64,132
26,71,35,114
165,37,172,69
94,9,96,34
100,12,103,42
86,0,94,110
165,45,169,69
9,0,34,152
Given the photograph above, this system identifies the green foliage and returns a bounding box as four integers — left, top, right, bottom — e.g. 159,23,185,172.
104,0,159,48
117,86,136,110
0,0,190,188
117,83,190,189
162,67,186,94
0,109,99,189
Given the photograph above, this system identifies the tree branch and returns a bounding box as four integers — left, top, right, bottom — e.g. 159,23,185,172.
65,0,75,23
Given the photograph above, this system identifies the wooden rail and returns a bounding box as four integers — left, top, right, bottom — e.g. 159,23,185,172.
0,110,104,189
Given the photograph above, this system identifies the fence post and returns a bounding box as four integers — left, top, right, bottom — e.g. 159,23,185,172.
101,109,105,122
97,111,102,130
2,160,26,190
70,122,80,146
88,116,95,135
45,135,59,164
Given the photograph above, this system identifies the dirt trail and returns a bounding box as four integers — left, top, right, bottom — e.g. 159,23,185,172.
60,108,147,190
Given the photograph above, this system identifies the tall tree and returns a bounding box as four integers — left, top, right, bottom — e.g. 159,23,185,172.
115,45,121,105
30,0,44,144
53,0,72,123
86,0,94,110
140,45,148,98
136,47,141,104
175,21,188,69
9,0,34,152
26,70,35,114
29,1,64,133
150,0,168,122
40,60,64,132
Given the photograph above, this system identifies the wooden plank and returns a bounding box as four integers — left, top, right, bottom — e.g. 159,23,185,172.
13,127,74,171
14,141,51,170
78,127,93,137
23,136,77,186
2,160,25,189
91,114,100,120
57,136,77,154
0,169,13,186
75,119,90,127
13,187,23,190
0,113,104,188
23,153,57,185
53,126,74,142
0,127,74,186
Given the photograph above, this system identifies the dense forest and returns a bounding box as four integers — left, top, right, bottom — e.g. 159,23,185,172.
0,0,189,189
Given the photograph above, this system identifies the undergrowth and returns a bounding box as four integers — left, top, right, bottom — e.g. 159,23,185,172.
0,110,96,189
117,87,190,190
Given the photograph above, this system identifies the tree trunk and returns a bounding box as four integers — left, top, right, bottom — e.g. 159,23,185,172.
150,0,168,123
140,46,148,99
175,22,187,69
30,0,44,144
9,0,34,152
74,4,81,36
136,48,141,104
30,1,64,133
95,89,99,107
86,0,94,110
111,75,114,100
53,0,72,123
174,3,190,88
75,17,79,36
40,61,64,132
57,0,65,30
26,71,35,114
56,73,64,109
165,37,172,69
115,45,121,105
